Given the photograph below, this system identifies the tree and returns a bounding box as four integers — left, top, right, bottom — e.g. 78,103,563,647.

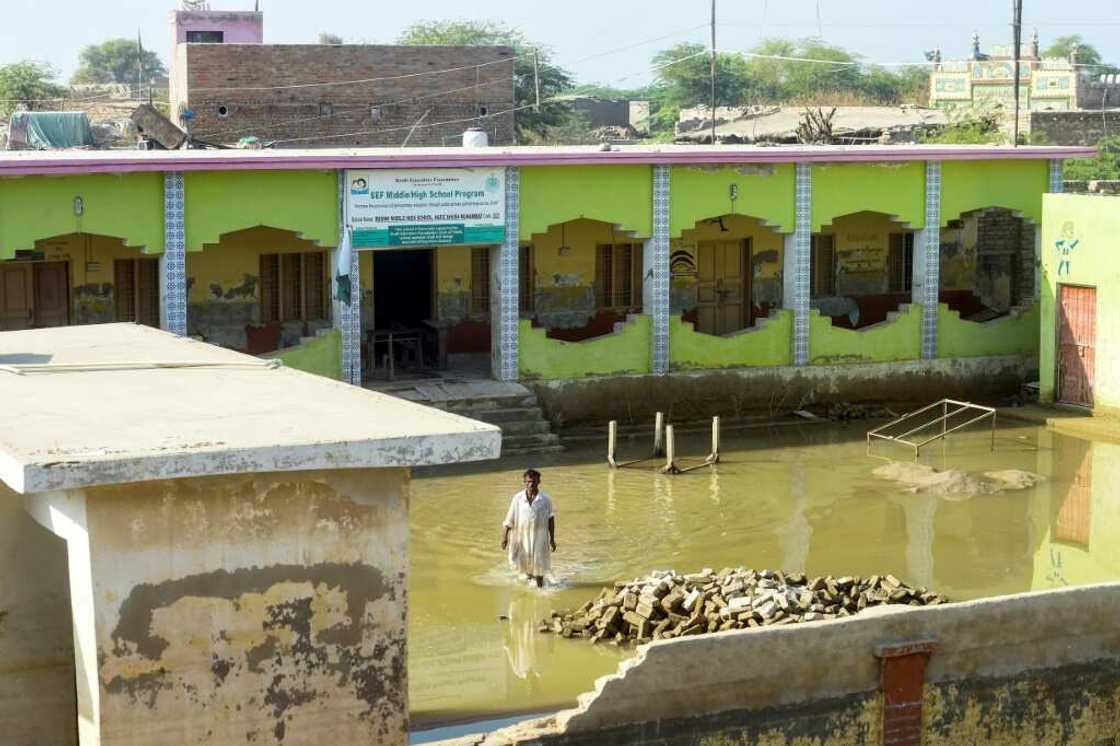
318,32,344,45
0,61,66,117
397,20,573,141
71,39,167,88
652,42,752,109
1064,135,1120,181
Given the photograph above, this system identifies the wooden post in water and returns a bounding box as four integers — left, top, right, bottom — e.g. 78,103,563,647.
709,416,721,464
661,425,679,474
653,411,665,457
607,420,618,468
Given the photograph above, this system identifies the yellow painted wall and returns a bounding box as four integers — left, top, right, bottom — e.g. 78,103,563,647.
186,226,322,305
671,214,786,315
939,216,980,292
530,218,640,287
28,233,154,325
820,212,908,296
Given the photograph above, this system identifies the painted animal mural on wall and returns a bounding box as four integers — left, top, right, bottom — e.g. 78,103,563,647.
1056,221,1080,277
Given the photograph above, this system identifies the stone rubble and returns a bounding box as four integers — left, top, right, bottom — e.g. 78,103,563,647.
539,568,947,646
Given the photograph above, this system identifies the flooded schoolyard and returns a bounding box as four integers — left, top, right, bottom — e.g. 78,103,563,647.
408,420,1118,732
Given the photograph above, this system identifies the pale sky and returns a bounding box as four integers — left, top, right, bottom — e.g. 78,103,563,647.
2,0,1119,87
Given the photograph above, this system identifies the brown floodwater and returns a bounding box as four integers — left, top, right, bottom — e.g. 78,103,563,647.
409,421,1119,730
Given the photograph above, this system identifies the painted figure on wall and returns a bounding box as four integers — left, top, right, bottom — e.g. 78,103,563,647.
1056,221,1080,277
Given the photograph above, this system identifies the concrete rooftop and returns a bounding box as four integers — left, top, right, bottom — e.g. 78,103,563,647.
0,324,501,493
0,142,1096,177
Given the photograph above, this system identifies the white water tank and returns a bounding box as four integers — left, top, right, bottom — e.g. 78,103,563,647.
462,128,489,147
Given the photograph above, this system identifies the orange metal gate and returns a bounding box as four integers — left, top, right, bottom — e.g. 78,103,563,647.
1057,284,1096,407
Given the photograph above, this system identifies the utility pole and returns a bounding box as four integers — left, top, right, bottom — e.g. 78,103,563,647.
1011,0,1023,145
709,0,717,145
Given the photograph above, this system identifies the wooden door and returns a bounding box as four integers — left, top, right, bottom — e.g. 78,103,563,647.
33,262,69,328
0,264,33,330
696,240,749,335
1057,284,1096,407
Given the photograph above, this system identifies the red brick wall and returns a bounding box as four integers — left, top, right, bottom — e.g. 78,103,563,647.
174,44,516,147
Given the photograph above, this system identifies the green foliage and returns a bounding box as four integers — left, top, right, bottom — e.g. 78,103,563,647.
1064,135,1120,181
72,39,167,86
318,32,344,45
0,61,66,118
650,37,930,119
521,111,601,146
652,42,752,108
1043,35,1118,73
397,20,574,141
920,104,1005,144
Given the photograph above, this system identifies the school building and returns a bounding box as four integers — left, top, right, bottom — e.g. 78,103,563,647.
0,144,1093,416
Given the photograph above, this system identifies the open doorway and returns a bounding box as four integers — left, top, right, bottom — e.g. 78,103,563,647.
369,248,435,378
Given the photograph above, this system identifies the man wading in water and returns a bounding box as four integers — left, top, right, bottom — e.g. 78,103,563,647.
501,469,556,588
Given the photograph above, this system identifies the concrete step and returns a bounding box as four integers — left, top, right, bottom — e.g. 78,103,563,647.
440,395,540,412
502,432,561,451
458,406,544,424
503,444,566,457
496,420,552,436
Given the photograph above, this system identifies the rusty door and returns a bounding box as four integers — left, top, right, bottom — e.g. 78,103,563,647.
1057,284,1096,407
0,264,33,330
696,239,750,335
32,261,70,328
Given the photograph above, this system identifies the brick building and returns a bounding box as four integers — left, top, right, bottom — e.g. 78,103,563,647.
168,6,516,148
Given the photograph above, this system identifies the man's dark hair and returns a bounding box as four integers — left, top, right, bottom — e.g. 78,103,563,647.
523,468,541,480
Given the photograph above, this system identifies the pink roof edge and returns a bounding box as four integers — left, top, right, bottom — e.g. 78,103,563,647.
0,143,1096,177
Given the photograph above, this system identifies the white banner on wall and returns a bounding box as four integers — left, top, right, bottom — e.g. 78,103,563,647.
346,168,506,249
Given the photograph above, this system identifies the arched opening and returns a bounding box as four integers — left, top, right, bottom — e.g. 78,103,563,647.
0,232,158,331
811,211,916,329
674,214,784,335
186,226,332,354
525,218,645,342
940,207,1036,320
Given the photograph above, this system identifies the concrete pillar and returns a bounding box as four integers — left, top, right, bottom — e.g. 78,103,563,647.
1040,159,1065,301
335,171,362,385
161,172,187,336
23,468,410,746
792,163,811,366
650,165,671,375
491,166,520,382
921,162,942,360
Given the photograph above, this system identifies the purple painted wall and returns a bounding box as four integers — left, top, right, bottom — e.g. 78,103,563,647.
170,9,263,47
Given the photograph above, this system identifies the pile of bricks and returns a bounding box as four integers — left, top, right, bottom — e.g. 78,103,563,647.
540,568,948,646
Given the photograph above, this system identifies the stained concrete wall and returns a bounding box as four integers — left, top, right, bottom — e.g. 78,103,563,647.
17,467,409,746
0,485,77,746
529,355,1034,426
482,583,1120,745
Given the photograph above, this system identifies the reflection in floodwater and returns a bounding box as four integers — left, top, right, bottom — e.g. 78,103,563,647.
410,423,1119,730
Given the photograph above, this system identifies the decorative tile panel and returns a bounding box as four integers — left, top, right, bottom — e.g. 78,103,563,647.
497,167,521,382
162,172,187,336
922,162,942,360
793,163,811,366
651,165,671,375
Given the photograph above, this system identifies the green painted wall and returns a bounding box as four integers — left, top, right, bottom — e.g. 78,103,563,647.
812,162,925,231
519,315,651,379
1040,194,1120,410
0,173,164,258
670,164,796,236
941,160,1049,226
272,329,342,380
669,311,792,370
937,303,1039,359
809,305,921,365
519,166,651,240
184,170,338,250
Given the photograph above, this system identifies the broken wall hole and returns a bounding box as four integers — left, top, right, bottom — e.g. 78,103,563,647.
674,214,784,337
811,211,916,330
940,207,1037,321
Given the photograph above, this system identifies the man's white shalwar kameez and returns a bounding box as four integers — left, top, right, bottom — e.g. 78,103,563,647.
503,490,554,577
